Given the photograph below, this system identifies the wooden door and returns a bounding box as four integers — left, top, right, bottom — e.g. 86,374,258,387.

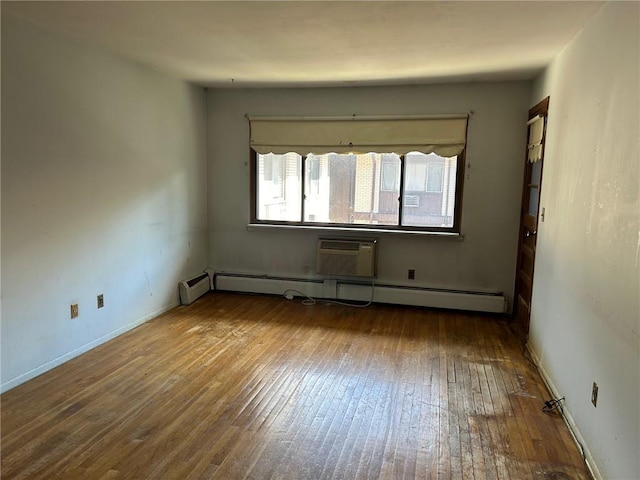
513,97,549,341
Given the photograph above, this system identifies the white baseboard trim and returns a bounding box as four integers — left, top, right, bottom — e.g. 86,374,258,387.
0,301,179,394
216,275,325,299
526,343,602,480
215,272,506,313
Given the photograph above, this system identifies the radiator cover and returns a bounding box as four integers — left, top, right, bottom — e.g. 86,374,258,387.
179,271,214,305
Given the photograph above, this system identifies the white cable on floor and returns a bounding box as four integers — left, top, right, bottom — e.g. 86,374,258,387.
283,281,375,308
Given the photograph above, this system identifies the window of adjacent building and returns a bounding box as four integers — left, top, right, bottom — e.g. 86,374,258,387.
381,160,400,192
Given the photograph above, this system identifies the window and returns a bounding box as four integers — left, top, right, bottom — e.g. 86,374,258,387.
302,152,401,226
381,160,400,192
256,152,301,222
252,150,464,231
405,158,428,192
426,163,444,193
405,153,445,193
401,153,457,228
249,114,467,233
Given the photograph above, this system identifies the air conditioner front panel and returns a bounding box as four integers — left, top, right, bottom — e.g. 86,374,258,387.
316,239,376,278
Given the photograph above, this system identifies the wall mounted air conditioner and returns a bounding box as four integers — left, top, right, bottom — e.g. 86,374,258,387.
316,239,377,278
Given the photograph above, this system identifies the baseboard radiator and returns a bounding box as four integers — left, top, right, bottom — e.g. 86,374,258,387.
179,269,215,305
214,272,506,313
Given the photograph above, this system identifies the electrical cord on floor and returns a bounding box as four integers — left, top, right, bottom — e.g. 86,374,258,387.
525,344,591,475
283,282,375,308
284,289,317,306
542,396,565,414
541,395,590,472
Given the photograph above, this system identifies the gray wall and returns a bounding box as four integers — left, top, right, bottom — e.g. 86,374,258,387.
1,14,209,391
530,2,639,478
207,83,531,301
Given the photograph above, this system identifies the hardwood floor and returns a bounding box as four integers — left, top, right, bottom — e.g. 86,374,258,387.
1,292,589,479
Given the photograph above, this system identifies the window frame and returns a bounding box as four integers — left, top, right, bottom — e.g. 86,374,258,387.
249,149,466,234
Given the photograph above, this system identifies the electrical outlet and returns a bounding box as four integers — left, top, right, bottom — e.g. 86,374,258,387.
408,269,415,280
70,304,79,319
97,294,104,309
591,382,599,407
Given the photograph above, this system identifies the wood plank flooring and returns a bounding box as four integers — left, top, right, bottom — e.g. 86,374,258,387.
1,292,590,479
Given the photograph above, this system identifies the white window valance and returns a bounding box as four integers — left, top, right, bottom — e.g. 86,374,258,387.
248,114,469,156
527,115,545,163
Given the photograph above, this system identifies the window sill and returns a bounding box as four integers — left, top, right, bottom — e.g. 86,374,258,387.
246,223,464,240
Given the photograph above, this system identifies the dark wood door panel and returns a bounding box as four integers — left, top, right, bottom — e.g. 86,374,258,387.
512,96,549,341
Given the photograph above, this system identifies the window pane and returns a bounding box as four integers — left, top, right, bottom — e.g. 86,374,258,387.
530,158,542,185
308,156,320,181
304,153,400,225
402,152,457,228
257,153,302,221
527,186,539,216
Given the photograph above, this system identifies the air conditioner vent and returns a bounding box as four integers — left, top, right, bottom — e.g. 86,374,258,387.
316,238,377,278
319,240,360,251
404,195,420,207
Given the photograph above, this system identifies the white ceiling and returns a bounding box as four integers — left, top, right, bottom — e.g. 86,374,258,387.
3,1,604,88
